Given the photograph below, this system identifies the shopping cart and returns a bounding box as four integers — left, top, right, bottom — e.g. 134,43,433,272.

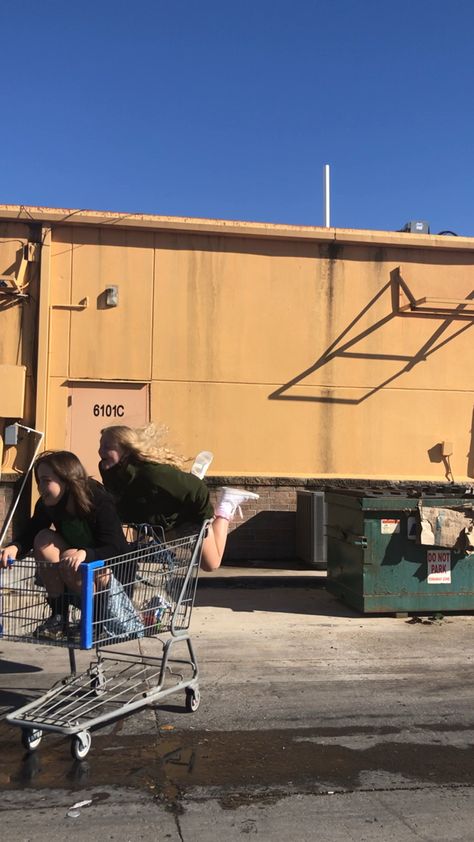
0,520,210,759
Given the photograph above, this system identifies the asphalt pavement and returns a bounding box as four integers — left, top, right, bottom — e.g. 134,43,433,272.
0,565,473,840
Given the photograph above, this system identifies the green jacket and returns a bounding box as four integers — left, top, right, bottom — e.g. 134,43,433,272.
99,459,214,533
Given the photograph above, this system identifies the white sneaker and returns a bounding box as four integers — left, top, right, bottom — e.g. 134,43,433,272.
214,487,260,521
190,450,214,479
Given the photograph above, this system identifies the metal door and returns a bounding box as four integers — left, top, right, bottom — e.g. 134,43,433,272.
67,382,149,478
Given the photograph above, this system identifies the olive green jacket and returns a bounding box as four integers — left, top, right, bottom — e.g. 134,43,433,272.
99,459,214,532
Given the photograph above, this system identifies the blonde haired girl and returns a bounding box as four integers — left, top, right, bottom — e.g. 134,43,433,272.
101,423,186,469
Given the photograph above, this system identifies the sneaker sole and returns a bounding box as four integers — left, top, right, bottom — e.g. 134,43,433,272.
220,487,260,500
35,631,65,641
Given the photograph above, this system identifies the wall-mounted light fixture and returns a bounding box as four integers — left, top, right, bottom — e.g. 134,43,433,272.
105,285,119,307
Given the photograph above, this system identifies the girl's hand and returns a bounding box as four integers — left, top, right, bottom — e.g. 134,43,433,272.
0,545,18,569
59,548,87,573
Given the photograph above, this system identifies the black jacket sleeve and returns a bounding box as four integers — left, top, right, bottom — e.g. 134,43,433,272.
10,500,54,557
10,485,128,563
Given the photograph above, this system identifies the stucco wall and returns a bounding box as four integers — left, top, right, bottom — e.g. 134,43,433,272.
1,209,473,484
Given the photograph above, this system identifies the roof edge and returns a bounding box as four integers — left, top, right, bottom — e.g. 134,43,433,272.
0,204,472,250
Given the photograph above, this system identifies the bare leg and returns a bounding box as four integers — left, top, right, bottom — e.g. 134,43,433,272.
33,530,77,640
200,487,260,572
34,529,68,597
201,518,229,571
34,529,92,595
35,529,110,596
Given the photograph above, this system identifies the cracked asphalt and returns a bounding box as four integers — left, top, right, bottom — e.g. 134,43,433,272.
0,577,473,840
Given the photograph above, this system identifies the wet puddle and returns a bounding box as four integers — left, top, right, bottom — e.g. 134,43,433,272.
0,722,473,806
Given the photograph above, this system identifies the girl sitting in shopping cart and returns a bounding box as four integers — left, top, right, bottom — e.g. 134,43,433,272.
0,450,130,640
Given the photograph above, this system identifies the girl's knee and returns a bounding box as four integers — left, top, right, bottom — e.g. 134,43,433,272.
34,529,66,562
34,529,58,551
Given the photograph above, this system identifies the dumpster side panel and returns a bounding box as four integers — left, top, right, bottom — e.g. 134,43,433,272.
327,492,474,614
326,494,365,612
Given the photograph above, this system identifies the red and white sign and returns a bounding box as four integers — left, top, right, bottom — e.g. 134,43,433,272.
381,519,400,534
427,550,451,584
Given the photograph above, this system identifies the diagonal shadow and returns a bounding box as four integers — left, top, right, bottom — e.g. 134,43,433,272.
269,271,474,405
468,407,474,479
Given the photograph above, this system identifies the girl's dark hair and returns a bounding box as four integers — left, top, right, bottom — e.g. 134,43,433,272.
34,451,93,517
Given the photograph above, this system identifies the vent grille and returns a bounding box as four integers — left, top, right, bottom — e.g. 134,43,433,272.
295,491,326,569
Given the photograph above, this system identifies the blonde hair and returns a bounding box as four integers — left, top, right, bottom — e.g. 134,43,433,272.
101,423,186,469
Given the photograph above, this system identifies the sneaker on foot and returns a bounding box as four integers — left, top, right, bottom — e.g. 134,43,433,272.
65,623,82,644
214,487,259,521
34,613,65,641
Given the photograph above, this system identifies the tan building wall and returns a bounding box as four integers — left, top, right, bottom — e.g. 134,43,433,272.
1,206,473,483
0,220,40,473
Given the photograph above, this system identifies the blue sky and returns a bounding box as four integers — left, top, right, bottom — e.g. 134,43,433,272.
2,0,474,234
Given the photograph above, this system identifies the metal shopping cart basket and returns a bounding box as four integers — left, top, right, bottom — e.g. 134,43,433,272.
0,520,210,760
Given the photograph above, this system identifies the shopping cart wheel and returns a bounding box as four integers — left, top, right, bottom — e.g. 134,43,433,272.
185,687,200,712
21,728,43,751
71,731,91,760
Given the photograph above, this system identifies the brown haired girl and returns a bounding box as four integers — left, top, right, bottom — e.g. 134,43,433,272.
0,450,128,639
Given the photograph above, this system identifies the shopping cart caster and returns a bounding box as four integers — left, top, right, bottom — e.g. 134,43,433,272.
21,728,43,752
185,687,200,712
71,731,92,760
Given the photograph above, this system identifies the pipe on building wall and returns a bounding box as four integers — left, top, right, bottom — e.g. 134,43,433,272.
35,228,51,460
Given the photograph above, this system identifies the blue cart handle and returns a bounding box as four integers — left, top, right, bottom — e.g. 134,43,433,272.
80,560,105,649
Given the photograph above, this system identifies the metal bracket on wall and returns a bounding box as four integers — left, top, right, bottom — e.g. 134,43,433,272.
0,242,40,296
0,284,28,299
52,297,89,310
393,269,474,317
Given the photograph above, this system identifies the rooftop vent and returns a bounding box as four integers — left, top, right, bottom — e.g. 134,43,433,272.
400,220,430,234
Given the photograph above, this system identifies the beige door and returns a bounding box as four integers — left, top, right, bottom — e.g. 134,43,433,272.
67,382,149,478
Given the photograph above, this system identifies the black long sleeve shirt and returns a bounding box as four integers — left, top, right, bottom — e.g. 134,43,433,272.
12,481,129,562
99,459,214,533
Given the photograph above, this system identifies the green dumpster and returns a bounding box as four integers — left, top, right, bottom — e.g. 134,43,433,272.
326,486,474,614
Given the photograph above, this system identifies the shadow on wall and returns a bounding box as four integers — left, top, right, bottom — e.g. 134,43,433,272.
226,511,296,561
468,407,474,479
268,269,474,406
